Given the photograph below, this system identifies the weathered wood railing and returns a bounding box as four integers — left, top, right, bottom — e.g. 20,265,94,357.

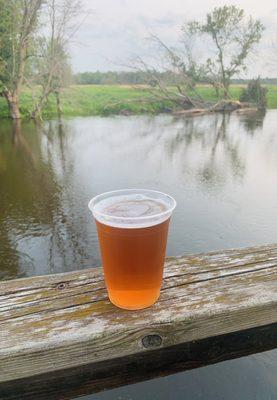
0,244,277,400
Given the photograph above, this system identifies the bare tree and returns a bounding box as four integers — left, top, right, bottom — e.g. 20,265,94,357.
151,33,211,106
0,0,43,119
31,0,83,119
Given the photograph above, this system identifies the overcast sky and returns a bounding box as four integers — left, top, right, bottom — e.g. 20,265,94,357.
70,0,277,77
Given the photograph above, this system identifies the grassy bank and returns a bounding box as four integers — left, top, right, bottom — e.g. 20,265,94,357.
0,85,277,119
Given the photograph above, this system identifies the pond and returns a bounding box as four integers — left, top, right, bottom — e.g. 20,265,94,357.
0,111,276,399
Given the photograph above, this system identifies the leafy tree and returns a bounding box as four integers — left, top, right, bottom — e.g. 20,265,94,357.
184,5,264,97
128,6,265,110
0,0,43,119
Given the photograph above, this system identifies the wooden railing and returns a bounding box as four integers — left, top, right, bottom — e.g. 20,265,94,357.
0,244,277,400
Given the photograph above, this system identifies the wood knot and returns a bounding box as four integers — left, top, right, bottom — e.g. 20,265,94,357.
56,282,68,290
142,334,162,349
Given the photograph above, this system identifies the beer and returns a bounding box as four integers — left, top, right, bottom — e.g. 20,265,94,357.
89,190,176,310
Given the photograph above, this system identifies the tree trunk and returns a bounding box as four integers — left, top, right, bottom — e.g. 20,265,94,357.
31,88,53,120
55,91,62,120
222,80,230,99
223,87,229,99
31,91,49,119
213,84,220,99
31,103,42,120
3,89,21,119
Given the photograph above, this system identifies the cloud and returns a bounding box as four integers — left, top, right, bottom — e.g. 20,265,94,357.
70,0,277,77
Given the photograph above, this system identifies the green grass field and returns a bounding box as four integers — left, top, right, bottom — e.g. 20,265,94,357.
0,85,277,119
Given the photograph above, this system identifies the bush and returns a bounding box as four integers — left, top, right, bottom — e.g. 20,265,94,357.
239,78,267,109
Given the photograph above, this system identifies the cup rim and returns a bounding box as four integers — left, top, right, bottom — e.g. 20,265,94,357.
88,188,177,222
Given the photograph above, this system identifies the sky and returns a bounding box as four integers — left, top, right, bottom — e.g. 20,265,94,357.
70,0,277,77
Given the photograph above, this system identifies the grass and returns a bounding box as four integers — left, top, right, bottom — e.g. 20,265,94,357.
0,84,277,119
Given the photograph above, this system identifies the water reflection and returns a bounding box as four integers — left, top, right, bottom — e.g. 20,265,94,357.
0,111,277,279
0,112,277,400
0,121,58,278
239,109,266,134
0,120,94,279
165,113,246,188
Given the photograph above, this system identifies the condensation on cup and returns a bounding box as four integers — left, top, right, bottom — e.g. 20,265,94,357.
88,189,176,310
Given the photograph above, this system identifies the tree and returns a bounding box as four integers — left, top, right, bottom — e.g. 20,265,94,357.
31,0,82,119
0,0,43,119
129,5,265,111
131,35,213,110
184,5,264,97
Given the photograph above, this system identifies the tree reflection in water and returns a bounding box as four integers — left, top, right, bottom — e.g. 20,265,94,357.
0,111,273,280
240,109,266,134
0,120,92,279
163,112,265,190
0,121,60,278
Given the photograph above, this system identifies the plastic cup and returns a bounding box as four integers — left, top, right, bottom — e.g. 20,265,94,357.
88,189,176,310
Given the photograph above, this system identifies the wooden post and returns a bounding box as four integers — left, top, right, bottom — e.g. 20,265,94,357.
0,244,276,399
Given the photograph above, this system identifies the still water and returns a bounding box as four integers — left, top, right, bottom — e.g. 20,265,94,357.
0,111,276,398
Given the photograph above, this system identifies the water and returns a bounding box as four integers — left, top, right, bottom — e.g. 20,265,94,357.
0,111,276,398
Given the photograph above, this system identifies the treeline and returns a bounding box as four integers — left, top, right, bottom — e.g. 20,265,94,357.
74,71,172,85
74,71,277,86
232,78,277,85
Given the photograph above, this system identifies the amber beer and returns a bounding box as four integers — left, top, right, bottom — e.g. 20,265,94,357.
88,189,176,310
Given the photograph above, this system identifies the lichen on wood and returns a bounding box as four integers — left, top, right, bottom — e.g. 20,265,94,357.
0,244,276,385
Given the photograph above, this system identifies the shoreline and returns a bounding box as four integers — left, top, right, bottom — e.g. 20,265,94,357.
0,84,276,120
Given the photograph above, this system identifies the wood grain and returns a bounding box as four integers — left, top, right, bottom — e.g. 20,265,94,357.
1,323,276,400
0,243,277,388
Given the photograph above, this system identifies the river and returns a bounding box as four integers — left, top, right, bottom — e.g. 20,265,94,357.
0,111,276,399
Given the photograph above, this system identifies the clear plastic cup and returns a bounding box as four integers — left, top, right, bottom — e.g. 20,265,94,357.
88,189,176,310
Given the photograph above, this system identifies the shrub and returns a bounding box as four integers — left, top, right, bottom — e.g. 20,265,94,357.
239,78,267,109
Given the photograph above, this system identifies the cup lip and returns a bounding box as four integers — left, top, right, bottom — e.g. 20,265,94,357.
88,188,177,222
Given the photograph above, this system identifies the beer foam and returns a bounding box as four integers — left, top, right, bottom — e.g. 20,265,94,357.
90,192,175,228
102,197,166,218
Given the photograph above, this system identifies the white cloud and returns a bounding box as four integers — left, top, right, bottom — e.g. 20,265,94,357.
70,0,277,77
